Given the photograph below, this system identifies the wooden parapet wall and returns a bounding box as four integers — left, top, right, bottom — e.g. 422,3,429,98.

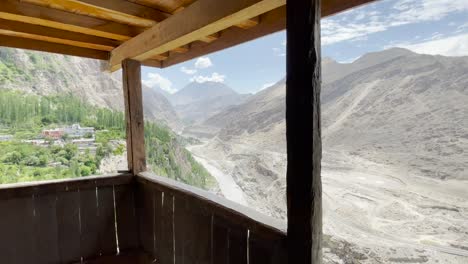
0,173,139,263
136,172,288,264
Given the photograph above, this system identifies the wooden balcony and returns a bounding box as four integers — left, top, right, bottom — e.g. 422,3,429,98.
0,172,286,263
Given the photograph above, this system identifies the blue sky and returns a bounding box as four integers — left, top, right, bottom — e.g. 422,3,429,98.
142,0,468,94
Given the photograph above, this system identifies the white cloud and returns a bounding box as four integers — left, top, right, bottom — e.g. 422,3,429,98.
272,47,286,57
194,57,213,69
322,0,468,46
190,72,226,83
142,73,177,94
392,33,468,57
180,66,197,75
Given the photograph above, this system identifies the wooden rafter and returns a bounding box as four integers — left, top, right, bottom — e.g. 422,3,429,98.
109,0,286,71
171,45,189,53
150,0,376,68
1,0,140,41
0,35,109,60
0,19,120,48
161,7,285,68
199,32,220,43
235,16,260,29
0,29,114,51
73,0,170,21
21,0,158,27
128,0,194,14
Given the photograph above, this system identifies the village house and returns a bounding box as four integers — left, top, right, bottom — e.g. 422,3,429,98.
42,124,95,140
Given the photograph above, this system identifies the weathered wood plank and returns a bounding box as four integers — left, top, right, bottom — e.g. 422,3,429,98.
57,190,81,263
0,197,35,263
33,193,60,264
136,183,155,254
286,0,322,263
0,0,141,41
249,231,286,264
137,173,286,238
228,226,248,264
122,59,146,174
98,186,117,256
128,0,194,14
174,197,212,264
159,192,175,264
22,0,158,27
80,188,100,260
115,184,139,251
212,216,229,264
0,28,114,51
152,189,162,257
72,0,170,21
109,0,286,71
0,19,121,47
0,173,132,200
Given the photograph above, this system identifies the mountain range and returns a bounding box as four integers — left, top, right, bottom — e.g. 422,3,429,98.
198,48,468,180
0,47,180,130
167,81,250,125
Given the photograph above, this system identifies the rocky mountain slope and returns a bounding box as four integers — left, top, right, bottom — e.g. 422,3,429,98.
0,47,180,129
188,48,468,263
169,81,250,124
203,48,468,180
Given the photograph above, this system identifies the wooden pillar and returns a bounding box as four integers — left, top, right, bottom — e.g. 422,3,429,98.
122,59,146,175
286,0,322,263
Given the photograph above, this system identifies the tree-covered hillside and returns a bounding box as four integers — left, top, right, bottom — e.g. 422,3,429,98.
0,90,215,190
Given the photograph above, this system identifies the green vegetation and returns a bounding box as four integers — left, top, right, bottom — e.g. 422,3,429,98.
0,141,100,183
0,90,215,190
145,122,216,190
0,90,124,130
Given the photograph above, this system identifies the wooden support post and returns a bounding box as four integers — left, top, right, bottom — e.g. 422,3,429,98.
286,0,322,263
122,59,146,175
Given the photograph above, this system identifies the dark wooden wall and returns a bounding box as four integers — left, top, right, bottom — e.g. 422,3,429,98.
286,0,323,263
0,174,139,264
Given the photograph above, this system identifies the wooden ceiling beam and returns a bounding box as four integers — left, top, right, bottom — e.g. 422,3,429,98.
75,0,170,21
0,0,140,41
0,35,109,60
20,0,158,27
127,0,194,14
109,0,286,71
161,0,377,67
0,29,114,51
152,52,169,61
162,7,285,68
235,16,260,29
0,19,121,48
199,32,220,43
171,45,189,53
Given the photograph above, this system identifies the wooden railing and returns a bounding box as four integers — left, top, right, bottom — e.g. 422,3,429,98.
136,172,288,264
0,173,139,264
0,172,287,263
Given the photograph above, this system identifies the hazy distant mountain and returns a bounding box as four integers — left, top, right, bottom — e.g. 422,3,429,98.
204,48,468,179
202,79,286,151
0,47,181,129
169,81,250,124
142,86,181,130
